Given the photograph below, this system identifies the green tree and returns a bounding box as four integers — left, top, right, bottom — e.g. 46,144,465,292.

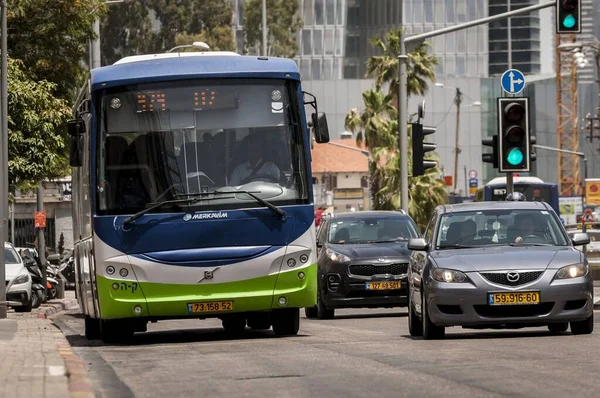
345,28,445,224
365,28,438,106
175,29,235,52
7,0,107,100
149,0,234,52
243,0,302,57
100,0,155,66
7,59,71,192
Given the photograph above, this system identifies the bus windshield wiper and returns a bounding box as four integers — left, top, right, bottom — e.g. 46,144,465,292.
123,193,235,225
215,189,287,219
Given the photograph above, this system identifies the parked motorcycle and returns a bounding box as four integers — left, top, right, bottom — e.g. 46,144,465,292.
20,249,45,308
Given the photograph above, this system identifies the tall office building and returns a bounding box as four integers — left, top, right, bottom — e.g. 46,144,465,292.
488,0,542,76
577,0,600,84
404,0,489,78
232,0,490,80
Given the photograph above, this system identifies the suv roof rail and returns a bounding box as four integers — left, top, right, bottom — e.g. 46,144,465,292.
396,209,407,215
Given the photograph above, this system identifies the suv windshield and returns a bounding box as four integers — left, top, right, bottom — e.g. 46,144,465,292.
436,209,569,249
4,247,21,264
96,78,308,215
327,217,419,244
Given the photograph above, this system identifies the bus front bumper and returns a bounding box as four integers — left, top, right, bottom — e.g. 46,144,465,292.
95,263,317,320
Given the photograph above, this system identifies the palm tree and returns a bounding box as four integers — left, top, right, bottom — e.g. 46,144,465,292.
365,28,438,106
345,90,396,209
345,27,445,223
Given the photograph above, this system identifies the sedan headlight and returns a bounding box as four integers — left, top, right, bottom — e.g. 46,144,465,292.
13,274,30,285
326,249,351,263
555,263,588,279
431,268,469,283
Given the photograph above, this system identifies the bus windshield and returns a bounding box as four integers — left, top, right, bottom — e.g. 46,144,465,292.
490,185,552,202
96,78,309,215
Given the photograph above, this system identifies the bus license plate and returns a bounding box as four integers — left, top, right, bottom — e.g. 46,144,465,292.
487,291,540,306
188,301,234,313
365,281,401,290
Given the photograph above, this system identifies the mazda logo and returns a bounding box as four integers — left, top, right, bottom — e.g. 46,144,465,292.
506,272,520,282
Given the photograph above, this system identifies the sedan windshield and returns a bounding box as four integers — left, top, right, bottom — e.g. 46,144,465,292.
327,218,419,244
436,209,569,249
96,78,308,215
4,247,21,264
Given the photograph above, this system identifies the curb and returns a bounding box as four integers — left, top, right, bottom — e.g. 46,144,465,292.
56,342,96,398
36,298,79,319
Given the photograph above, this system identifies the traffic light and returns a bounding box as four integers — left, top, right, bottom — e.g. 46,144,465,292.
556,0,581,33
482,135,499,169
498,97,531,173
411,123,437,177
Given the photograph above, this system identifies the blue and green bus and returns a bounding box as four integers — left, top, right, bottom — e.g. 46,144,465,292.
68,51,330,342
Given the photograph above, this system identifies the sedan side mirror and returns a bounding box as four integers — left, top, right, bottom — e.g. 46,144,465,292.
571,233,590,246
408,238,429,251
316,239,322,248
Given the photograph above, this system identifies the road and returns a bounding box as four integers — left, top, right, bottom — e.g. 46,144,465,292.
53,305,600,398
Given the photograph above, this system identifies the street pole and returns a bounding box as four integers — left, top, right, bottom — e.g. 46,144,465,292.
37,185,47,299
92,18,101,69
453,88,462,194
399,0,556,209
398,30,409,212
261,0,267,56
0,0,7,319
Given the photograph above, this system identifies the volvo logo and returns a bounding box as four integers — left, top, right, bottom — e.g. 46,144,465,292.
198,267,220,283
506,272,520,282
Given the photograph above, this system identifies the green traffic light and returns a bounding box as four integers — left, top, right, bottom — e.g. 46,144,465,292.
562,14,576,28
507,148,524,166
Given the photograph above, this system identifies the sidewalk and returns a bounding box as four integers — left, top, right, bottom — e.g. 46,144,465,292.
0,292,95,398
594,280,600,307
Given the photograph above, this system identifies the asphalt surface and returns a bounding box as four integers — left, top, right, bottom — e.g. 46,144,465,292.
53,304,600,398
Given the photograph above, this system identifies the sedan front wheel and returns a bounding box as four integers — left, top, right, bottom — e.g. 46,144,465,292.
571,313,594,335
422,294,445,340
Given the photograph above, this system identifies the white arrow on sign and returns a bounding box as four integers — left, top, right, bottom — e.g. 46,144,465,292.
509,71,524,93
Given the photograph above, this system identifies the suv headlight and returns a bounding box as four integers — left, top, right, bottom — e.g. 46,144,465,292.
13,274,30,285
326,249,351,263
555,263,588,279
431,268,469,283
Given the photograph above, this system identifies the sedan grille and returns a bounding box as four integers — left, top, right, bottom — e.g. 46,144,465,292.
349,263,408,277
480,271,544,287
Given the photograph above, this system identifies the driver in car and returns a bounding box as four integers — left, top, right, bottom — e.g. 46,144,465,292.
229,133,280,186
513,214,544,244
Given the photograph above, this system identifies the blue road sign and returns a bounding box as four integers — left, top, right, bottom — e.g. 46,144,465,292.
500,69,526,95
469,178,478,188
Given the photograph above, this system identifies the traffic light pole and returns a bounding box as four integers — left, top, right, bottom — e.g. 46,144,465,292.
398,0,556,211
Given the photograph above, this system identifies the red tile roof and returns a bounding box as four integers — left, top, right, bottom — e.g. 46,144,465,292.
311,139,369,173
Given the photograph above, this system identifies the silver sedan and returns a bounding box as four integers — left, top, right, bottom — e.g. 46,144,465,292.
407,201,594,340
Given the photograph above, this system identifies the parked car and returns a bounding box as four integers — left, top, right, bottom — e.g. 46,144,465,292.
4,242,33,312
407,201,593,340
305,210,421,319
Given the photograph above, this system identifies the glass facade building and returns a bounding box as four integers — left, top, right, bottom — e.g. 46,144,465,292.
488,0,541,76
231,0,490,80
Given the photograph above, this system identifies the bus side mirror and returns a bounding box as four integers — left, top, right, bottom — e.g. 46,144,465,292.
68,119,85,167
311,112,330,144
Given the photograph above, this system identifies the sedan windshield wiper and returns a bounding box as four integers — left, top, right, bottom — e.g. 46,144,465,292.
214,190,287,219
437,244,479,249
123,192,235,225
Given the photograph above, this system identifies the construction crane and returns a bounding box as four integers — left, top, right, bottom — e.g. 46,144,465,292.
555,33,580,196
